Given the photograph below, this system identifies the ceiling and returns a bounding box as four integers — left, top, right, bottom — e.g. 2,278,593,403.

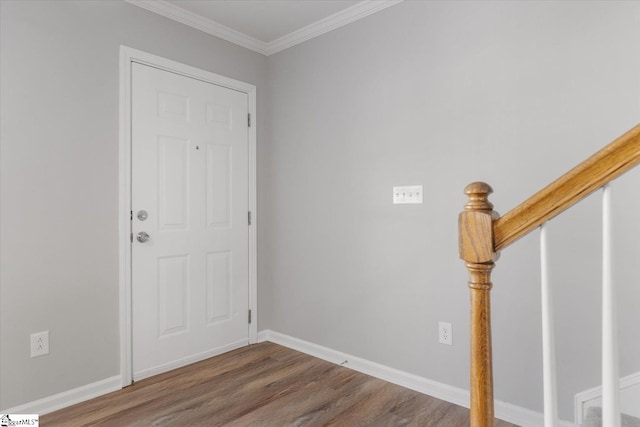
166,1,360,43
127,0,402,56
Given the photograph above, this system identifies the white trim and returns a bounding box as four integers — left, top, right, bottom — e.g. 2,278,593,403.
257,330,270,343
574,372,640,425
265,0,404,56
133,339,249,381
119,45,258,388
118,44,133,389
260,330,469,406
1,376,121,416
247,90,258,344
125,0,403,56
496,402,574,427
601,184,621,427
258,330,574,427
540,225,560,426
125,0,268,55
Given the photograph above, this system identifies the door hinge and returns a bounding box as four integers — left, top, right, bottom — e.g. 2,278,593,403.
130,232,133,242
248,309,252,324
248,211,252,226
248,113,251,127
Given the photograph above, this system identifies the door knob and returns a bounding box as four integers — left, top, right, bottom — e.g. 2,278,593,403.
137,231,150,243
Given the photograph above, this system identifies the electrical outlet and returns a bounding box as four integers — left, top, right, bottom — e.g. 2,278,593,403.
31,331,49,357
439,322,452,345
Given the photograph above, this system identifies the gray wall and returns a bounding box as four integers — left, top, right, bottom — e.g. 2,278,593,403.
262,1,640,421
2,0,639,422
0,0,266,409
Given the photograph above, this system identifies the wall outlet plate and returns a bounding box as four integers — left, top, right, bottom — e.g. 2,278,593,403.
439,322,452,345
31,331,49,357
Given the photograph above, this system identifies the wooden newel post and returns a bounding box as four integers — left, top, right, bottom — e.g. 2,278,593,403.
459,182,499,427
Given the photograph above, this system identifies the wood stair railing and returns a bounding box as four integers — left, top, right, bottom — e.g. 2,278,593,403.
458,124,640,427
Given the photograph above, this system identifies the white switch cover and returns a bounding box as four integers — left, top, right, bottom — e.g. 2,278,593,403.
393,185,423,204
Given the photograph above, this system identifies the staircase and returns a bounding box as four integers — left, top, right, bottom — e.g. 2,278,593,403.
458,125,640,426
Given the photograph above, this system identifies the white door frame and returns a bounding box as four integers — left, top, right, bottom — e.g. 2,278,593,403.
118,46,258,387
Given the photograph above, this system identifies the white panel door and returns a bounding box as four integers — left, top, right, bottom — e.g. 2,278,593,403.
131,62,249,380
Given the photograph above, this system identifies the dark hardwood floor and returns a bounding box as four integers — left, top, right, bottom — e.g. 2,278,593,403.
42,342,518,426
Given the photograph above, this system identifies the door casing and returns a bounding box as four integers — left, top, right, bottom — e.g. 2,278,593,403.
118,45,258,387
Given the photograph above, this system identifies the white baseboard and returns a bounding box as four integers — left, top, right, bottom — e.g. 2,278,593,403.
574,371,640,424
0,339,248,416
1,331,580,426
258,329,574,427
496,400,574,427
1,375,122,415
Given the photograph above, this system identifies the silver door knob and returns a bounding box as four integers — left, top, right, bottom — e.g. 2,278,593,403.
136,231,150,243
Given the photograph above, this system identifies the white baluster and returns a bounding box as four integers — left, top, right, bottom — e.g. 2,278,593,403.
602,183,621,427
540,224,559,427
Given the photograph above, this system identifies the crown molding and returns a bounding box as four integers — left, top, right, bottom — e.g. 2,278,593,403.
126,0,403,57
126,0,269,55
265,0,404,56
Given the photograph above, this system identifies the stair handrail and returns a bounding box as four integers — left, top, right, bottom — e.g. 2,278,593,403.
495,124,640,251
458,124,640,427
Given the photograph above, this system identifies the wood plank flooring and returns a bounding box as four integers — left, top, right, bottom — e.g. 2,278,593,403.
42,342,519,426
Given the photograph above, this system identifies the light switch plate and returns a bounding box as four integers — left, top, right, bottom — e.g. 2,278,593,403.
393,185,423,204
